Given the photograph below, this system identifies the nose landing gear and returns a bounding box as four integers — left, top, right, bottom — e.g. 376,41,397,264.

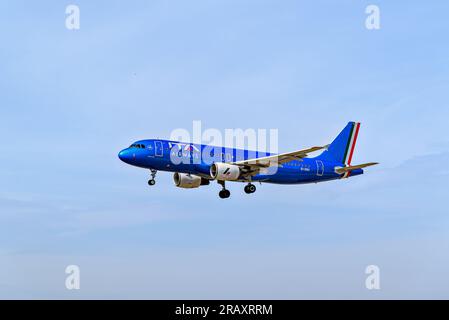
147,169,157,186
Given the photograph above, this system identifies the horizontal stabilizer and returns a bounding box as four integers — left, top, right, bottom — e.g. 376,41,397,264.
335,162,379,174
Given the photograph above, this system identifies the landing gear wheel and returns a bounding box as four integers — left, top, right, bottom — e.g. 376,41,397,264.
217,180,230,199
244,183,256,194
148,169,157,186
219,189,231,199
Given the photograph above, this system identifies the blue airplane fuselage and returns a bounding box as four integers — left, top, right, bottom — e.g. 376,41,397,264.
118,139,363,184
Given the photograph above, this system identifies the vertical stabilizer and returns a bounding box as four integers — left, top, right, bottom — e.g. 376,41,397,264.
317,122,361,165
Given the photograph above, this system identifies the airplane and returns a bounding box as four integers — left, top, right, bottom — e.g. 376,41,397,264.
118,122,378,199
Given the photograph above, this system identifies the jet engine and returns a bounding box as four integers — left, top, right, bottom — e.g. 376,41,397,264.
210,163,241,181
173,173,210,188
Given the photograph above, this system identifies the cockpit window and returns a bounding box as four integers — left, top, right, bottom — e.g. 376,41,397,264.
129,144,145,149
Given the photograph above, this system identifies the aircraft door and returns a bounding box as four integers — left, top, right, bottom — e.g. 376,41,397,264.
316,160,324,176
155,141,164,157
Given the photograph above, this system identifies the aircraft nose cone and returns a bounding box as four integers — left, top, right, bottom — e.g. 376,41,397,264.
118,149,131,163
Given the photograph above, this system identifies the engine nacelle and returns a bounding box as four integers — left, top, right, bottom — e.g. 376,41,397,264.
173,173,209,188
210,163,241,181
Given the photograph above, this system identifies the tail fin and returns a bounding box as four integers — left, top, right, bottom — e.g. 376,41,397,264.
318,122,361,165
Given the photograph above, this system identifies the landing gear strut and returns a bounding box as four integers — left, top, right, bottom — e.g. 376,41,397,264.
218,180,230,199
244,183,256,194
148,169,157,186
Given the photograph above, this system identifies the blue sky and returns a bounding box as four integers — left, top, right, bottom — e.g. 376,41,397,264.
1,0,449,298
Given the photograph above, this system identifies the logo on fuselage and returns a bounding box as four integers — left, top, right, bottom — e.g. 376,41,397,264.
168,121,279,168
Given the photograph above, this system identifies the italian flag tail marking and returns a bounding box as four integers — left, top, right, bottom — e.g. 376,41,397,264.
342,122,360,178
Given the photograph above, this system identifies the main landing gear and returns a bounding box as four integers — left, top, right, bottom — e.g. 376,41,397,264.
217,181,257,198
218,180,230,199
244,183,256,194
147,169,157,186
219,189,231,199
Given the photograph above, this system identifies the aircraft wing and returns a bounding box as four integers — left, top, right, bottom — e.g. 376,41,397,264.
231,145,328,169
334,162,379,174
